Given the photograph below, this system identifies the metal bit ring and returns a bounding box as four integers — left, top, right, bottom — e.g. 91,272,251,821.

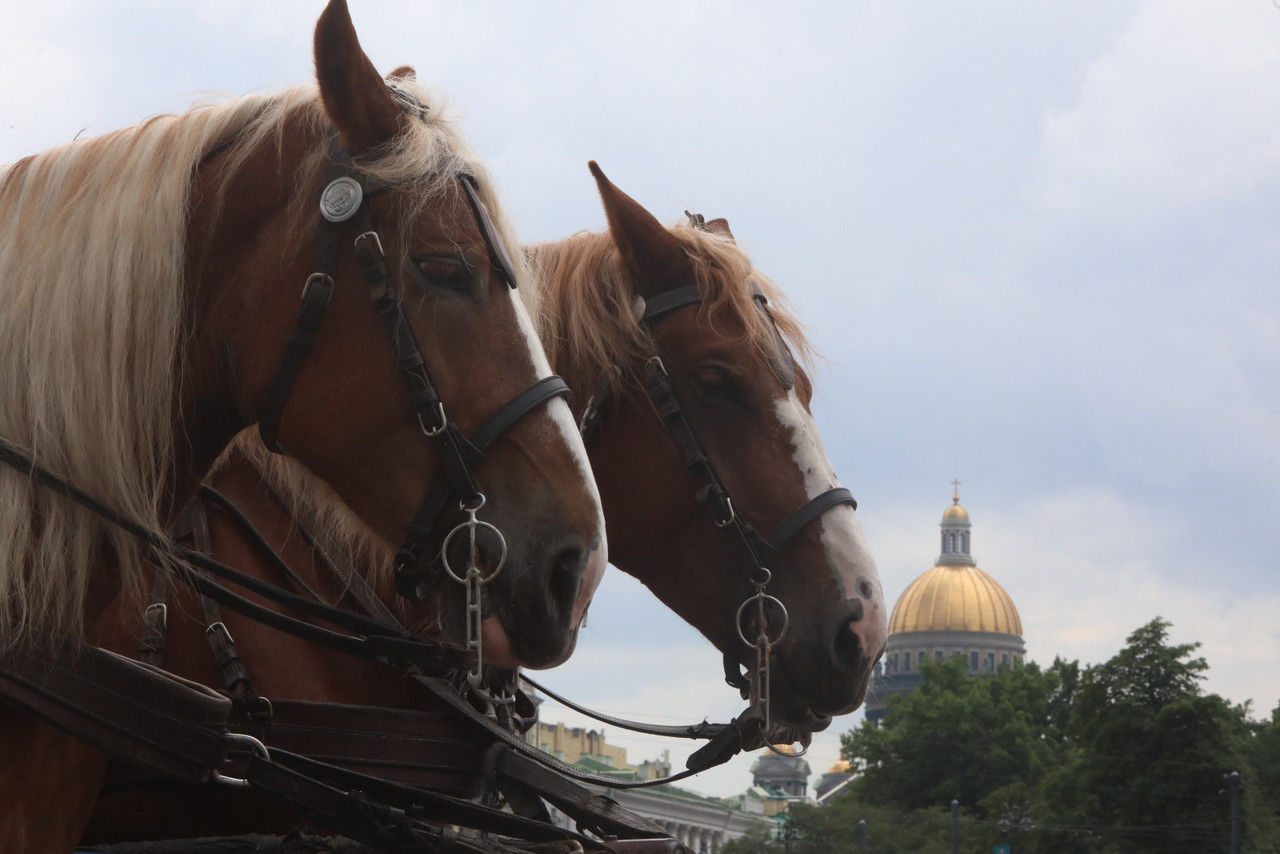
735,591,789,647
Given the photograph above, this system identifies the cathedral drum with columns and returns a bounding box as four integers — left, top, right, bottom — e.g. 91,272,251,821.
864,488,1025,725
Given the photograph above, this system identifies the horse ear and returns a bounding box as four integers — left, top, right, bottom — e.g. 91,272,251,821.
705,217,735,241
314,0,404,154
588,161,694,299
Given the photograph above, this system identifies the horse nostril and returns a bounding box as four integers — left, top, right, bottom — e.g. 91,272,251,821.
549,542,586,612
834,620,864,671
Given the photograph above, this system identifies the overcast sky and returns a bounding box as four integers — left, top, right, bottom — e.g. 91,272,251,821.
4,0,1279,800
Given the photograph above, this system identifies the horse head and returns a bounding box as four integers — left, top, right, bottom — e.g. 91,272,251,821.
536,165,885,732
186,0,604,669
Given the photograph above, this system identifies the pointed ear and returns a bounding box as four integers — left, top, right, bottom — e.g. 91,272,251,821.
314,0,404,154
705,217,735,241
588,161,694,299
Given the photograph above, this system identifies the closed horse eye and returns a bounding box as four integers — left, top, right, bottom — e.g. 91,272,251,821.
413,255,473,292
693,366,734,399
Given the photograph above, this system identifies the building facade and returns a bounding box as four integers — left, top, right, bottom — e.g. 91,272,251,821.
864,488,1025,725
533,723,775,852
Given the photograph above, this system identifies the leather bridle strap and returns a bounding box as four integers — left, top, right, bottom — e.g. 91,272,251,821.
639,283,702,324
640,356,769,567
766,485,857,552
257,154,353,455
636,280,858,695
251,150,574,600
257,274,335,454
352,209,480,505
392,374,571,598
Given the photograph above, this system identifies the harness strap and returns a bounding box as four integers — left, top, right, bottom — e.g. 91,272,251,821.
179,498,270,720
137,565,171,667
247,466,402,627
490,748,672,840
258,273,336,454
0,644,232,785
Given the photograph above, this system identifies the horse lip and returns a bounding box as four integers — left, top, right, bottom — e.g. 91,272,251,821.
767,655,837,731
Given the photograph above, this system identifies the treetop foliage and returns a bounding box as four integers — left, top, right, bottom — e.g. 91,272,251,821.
741,618,1280,854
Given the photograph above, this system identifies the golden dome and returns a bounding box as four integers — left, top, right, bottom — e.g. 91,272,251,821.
770,743,797,755
942,502,969,522
828,759,852,774
889,563,1022,635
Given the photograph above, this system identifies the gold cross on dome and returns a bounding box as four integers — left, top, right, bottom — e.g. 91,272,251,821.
951,478,961,502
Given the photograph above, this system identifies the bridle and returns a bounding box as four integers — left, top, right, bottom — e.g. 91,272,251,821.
578,229,857,740
254,142,572,676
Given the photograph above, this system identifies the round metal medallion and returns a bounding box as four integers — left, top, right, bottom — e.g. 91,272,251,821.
319,176,363,223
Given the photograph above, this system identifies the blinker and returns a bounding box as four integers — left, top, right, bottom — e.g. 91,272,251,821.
461,175,518,289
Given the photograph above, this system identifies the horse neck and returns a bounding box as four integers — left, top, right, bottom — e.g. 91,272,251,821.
169,119,321,516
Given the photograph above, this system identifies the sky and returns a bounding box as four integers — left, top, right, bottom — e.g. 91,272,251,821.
3,0,1279,800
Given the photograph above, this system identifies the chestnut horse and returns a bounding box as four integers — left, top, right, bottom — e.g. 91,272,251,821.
80,167,886,846
0,2,604,851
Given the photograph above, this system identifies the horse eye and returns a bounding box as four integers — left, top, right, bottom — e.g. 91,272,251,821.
414,256,473,291
693,366,733,399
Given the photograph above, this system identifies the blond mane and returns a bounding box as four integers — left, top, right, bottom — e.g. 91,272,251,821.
0,75,524,644
528,224,813,400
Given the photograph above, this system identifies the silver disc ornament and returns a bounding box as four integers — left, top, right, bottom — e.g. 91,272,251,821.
320,176,364,223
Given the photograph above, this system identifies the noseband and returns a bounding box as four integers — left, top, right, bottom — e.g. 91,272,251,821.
580,263,856,734
256,146,571,629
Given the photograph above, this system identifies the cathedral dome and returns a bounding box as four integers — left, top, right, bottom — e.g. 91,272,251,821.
942,502,969,521
888,563,1022,635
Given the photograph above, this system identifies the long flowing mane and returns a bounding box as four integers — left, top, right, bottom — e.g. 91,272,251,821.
527,225,813,399
0,76,523,644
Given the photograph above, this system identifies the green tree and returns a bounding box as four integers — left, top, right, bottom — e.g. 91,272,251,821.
1034,618,1260,854
1239,702,1280,852
783,797,954,854
840,655,1069,814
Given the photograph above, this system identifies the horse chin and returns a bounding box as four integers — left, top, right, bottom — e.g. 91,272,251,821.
480,615,520,670
484,612,579,671
767,654,865,733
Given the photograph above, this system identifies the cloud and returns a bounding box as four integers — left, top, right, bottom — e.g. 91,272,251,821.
1034,0,1280,223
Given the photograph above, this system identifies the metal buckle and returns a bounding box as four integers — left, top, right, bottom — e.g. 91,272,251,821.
712,493,737,528
300,272,334,302
144,602,167,630
354,229,383,256
212,732,271,788
417,400,448,436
